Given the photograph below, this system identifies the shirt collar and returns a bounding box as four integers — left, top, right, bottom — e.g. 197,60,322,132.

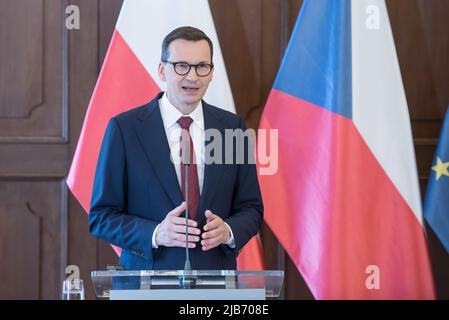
159,92,204,130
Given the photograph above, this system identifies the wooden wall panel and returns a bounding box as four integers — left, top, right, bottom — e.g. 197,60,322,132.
0,179,66,299
0,0,66,143
0,0,44,119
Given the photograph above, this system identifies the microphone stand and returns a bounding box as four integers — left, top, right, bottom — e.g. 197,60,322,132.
179,138,196,289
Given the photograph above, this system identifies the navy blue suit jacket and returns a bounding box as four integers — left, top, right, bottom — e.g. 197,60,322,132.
89,92,263,270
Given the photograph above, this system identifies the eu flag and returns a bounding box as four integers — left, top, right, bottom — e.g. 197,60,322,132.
424,107,449,253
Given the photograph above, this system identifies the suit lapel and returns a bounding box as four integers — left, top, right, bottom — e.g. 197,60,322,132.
198,102,226,223
134,93,183,207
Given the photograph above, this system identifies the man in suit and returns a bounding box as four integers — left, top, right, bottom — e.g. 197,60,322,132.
89,26,263,270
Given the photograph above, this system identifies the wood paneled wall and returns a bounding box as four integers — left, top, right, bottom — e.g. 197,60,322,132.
0,0,447,299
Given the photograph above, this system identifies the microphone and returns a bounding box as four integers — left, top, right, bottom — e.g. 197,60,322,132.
183,138,191,271
179,137,196,289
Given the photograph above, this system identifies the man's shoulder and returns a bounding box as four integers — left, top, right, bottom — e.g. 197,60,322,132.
112,92,163,125
203,101,243,128
111,98,159,130
113,103,151,122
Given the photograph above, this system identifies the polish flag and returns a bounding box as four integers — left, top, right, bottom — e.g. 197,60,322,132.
257,0,434,298
67,0,263,269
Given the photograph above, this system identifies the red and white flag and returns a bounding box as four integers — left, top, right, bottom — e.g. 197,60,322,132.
67,0,263,269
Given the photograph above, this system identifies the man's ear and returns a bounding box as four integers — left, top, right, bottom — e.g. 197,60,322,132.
158,62,166,82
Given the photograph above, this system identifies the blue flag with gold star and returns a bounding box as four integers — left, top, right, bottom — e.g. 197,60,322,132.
424,106,449,253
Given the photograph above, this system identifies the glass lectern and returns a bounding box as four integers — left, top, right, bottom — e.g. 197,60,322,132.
91,270,284,300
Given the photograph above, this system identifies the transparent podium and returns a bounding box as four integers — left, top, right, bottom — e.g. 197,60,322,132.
91,270,284,300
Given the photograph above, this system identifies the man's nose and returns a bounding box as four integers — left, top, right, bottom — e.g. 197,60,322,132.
185,66,198,81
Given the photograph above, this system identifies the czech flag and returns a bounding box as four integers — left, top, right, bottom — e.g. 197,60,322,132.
257,0,435,299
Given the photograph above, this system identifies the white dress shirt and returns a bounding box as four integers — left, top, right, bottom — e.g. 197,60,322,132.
152,93,235,249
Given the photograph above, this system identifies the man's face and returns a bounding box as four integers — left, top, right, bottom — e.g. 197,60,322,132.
158,39,213,110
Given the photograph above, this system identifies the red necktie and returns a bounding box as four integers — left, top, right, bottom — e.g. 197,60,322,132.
177,117,200,220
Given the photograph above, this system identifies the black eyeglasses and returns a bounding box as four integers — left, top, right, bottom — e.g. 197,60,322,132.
163,60,214,77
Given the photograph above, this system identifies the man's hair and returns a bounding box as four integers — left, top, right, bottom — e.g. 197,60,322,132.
161,26,213,62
